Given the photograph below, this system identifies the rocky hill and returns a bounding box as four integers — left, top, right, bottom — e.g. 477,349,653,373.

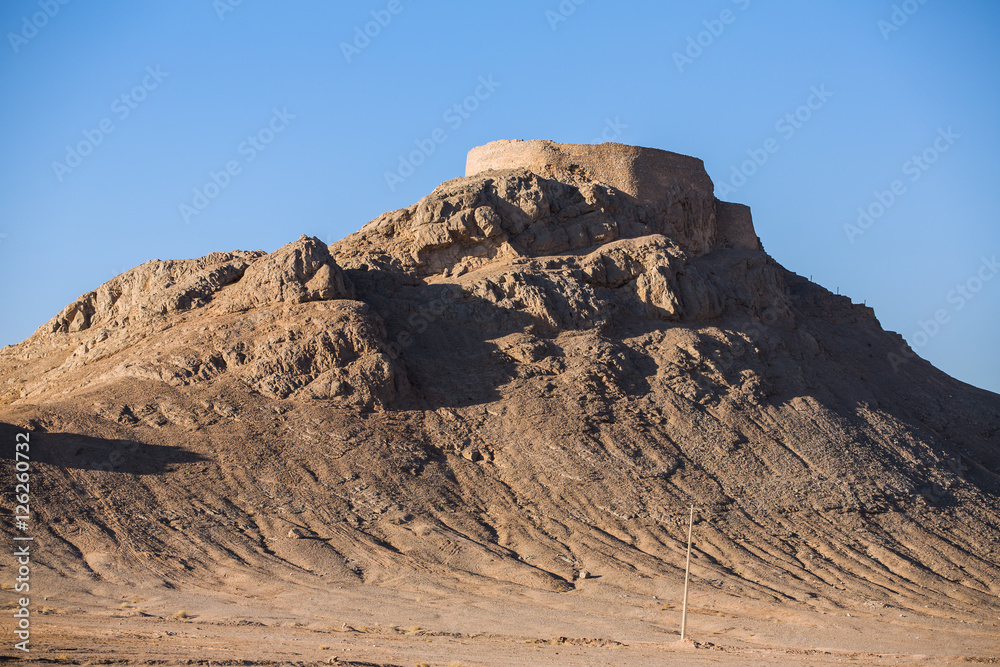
2,140,998,663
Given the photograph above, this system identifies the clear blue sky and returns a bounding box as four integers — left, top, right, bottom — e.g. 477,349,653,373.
1,1,998,394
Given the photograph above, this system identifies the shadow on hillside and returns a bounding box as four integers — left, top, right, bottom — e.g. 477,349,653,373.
350,270,658,410
0,423,206,475
345,266,1000,508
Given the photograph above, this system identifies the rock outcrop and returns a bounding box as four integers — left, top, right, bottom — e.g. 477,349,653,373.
44,250,265,334
11,235,397,409
467,139,761,253
216,234,354,312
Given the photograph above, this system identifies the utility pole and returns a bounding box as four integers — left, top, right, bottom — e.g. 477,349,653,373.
680,504,696,641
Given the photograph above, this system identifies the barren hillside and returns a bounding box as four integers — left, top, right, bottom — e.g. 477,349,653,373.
2,140,998,665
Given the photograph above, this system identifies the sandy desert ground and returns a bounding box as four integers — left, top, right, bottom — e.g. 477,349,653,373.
5,562,1000,665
